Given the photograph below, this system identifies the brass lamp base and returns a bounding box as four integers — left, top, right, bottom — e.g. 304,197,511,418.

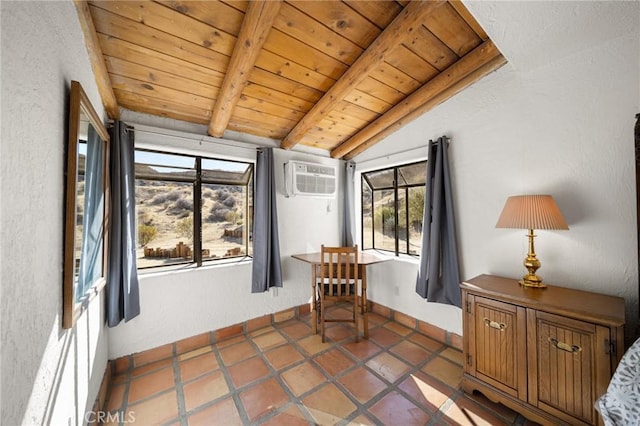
519,275,546,288
518,229,547,288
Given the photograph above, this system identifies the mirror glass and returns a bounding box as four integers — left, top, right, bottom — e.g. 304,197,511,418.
63,80,109,329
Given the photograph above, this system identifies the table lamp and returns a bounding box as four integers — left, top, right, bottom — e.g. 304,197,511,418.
496,195,569,288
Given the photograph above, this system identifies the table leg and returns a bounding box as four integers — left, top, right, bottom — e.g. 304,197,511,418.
311,264,317,334
361,266,368,339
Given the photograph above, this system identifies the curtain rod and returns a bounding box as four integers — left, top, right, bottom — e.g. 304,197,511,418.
106,122,133,132
357,136,449,165
429,135,451,145
128,126,268,151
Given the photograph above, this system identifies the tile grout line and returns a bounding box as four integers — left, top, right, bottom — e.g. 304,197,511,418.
251,314,385,423
171,348,188,426
104,306,522,425
178,341,263,424
272,320,346,425
116,370,131,426
352,343,440,423
248,325,319,425
303,318,394,424
213,341,254,425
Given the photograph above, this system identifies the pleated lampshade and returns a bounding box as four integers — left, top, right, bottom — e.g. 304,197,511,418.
496,195,569,230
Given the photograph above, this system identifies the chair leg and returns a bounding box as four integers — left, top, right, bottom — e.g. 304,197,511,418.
311,303,317,334
320,296,326,343
354,294,359,343
363,303,368,339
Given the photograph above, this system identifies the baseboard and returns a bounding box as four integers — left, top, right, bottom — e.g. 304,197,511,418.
87,362,112,425
97,300,461,410
109,303,311,376
367,300,462,351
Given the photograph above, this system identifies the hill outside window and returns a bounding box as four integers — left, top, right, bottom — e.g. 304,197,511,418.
361,161,427,256
135,149,253,269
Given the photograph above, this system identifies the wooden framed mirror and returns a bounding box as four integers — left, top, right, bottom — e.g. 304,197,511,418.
63,80,110,329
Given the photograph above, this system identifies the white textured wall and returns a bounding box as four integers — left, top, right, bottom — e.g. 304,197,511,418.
1,1,109,424
354,1,640,341
2,1,637,422
108,127,343,358
110,1,640,355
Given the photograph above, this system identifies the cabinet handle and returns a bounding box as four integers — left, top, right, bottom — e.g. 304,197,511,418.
483,318,506,331
548,337,582,353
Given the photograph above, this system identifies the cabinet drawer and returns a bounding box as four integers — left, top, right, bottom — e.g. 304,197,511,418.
468,295,527,398
528,310,612,425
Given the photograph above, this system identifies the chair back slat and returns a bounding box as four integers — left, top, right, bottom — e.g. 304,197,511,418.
320,245,358,298
318,244,360,343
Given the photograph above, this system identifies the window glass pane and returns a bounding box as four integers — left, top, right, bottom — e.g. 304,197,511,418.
202,158,252,185
364,168,394,189
202,184,248,258
360,161,426,256
134,149,254,269
136,180,194,268
397,189,407,254
362,181,373,250
135,151,195,180
75,142,87,278
398,161,427,186
373,189,395,252
408,186,425,255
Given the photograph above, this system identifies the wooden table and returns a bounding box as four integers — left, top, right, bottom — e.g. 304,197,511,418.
291,251,388,338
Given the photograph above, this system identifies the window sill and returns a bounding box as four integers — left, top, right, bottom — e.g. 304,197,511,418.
361,249,420,265
137,256,253,277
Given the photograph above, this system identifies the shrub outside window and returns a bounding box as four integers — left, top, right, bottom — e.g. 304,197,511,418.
361,161,426,256
135,149,253,269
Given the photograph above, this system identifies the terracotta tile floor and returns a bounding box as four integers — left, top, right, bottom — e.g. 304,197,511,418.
104,304,536,425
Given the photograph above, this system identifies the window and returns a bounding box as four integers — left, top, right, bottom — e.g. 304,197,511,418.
361,161,427,256
135,149,253,269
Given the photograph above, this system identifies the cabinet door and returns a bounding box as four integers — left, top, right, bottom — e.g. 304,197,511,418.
468,295,527,399
528,310,611,425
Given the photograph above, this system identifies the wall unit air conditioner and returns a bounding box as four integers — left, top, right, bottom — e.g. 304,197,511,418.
284,161,337,198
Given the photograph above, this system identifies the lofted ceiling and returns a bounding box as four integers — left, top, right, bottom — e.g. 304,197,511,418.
74,0,506,159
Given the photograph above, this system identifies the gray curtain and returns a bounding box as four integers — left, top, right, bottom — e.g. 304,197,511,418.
107,121,140,327
415,137,461,307
251,147,283,292
342,161,356,247
77,125,104,299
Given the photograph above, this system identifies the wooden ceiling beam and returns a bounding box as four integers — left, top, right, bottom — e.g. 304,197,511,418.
73,0,119,119
208,0,282,137
280,0,446,150
343,56,506,160
336,42,507,160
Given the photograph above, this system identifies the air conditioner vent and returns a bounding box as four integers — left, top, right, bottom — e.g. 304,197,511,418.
284,161,337,198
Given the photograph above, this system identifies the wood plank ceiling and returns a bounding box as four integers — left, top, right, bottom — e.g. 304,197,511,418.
75,0,506,159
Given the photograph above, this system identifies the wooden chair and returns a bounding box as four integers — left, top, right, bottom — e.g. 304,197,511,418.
318,245,359,343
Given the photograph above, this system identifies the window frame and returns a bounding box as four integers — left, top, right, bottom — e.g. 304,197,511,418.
360,160,427,257
134,148,254,270
63,80,110,329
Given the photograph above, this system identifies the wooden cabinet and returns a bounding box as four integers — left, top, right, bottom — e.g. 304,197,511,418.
461,275,625,425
